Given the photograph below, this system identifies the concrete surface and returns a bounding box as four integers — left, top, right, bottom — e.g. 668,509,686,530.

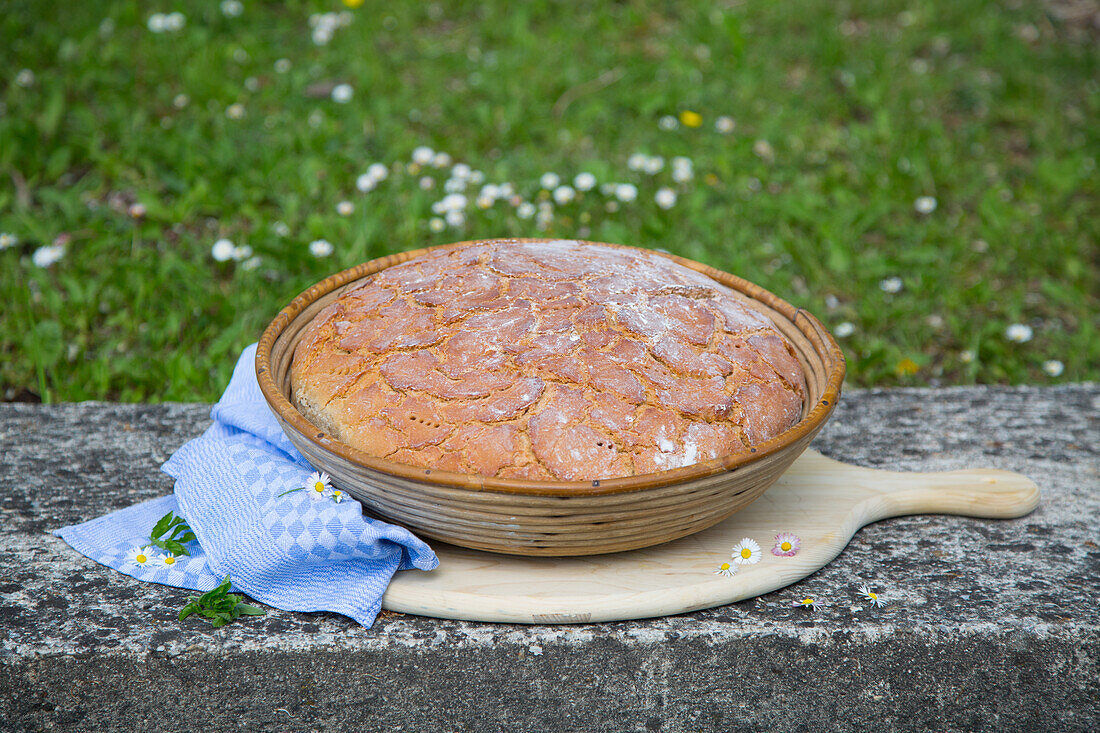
0,384,1097,732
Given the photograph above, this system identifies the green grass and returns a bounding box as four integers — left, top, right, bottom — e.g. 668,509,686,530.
1,0,1097,402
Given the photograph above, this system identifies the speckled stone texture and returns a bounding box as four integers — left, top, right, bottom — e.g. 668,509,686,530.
1,385,1097,732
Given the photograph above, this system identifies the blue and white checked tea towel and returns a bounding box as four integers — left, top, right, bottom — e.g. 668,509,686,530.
53,343,439,627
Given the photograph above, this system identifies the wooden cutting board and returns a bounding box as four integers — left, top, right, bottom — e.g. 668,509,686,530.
381,449,1039,623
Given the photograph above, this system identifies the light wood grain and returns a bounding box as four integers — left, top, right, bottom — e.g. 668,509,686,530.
380,449,1040,623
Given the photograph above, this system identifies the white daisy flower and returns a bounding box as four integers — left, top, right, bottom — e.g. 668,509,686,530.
272,221,290,237
411,146,435,165
15,69,35,87
445,210,465,227
231,244,252,261
160,552,180,568
552,185,575,205
671,165,693,183
429,217,445,233
419,176,435,190
516,202,535,219
274,58,292,74
879,276,903,294
356,174,377,193
0,233,18,250
305,471,332,500
124,546,157,569
226,103,245,120
470,169,485,184
914,195,937,214
791,596,817,610
444,177,466,193
858,584,886,608
771,533,801,557
1005,323,1033,343
173,93,189,109
336,201,354,216
753,139,775,161
331,488,346,504
731,537,762,565
441,193,467,211
211,238,235,262
713,562,736,577
615,183,638,203
147,13,167,33
499,182,515,198
1042,360,1064,377
479,183,501,202
476,195,493,209
539,172,561,190
231,48,249,64
959,349,975,363
432,152,452,168
240,256,262,271
627,153,648,171
715,116,736,134
220,0,244,18
309,239,334,257
574,172,596,191
164,12,186,31
599,182,618,196
451,163,472,180
658,115,679,131
367,162,388,181
655,187,677,210
331,84,353,104
32,243,66,268
834,321,855,338
643,156,665,175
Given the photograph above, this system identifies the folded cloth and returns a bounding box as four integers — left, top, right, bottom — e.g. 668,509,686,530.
52,343,439,627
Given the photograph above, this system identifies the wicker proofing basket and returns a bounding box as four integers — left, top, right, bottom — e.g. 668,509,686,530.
256,239,846,556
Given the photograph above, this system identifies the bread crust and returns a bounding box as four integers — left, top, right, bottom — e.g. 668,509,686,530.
291,240,806,481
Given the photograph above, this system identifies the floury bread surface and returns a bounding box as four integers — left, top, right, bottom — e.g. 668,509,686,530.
290,240,806,481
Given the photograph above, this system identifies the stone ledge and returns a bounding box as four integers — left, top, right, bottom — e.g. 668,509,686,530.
0,384,1097,731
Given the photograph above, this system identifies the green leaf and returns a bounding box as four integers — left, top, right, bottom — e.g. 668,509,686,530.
236,604,267,616
150,512,176,540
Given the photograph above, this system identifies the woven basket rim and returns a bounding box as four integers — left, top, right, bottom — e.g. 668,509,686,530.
255,238,846,496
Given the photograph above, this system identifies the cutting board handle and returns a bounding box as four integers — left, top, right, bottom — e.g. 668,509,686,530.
869,467,1040,521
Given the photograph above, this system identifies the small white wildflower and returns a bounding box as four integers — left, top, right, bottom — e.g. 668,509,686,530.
429,217,445,233
243,76,260,93
309,239,334,257
516,202,535,219
127,203,146,219
220,0,244,18
440,193,467,211
658,115,679,131
468,170,484,185
672,156,693,171
644,156,665,175
615,183,638,202
672,166,693,184
960,349,975,364
163,12,186,31
444,177,466,193
655,187,677,209
552,185,575,205
539,172,561,190
1042,360,1064,377
715,115,735,133
331,84,353,103
824,294,840,310
1005,323,1033,343
240,256,262,271
173,93,189,109
599,182,618,196
500,182,515,198
274,58,291,74
0,233,17,250
231,244,252,261
308,110,324,128
336,201,354,216
124,546,156,569
573,172,596,191
479,183,501,201
366,162,388,181
305,471,332,501
476,195,493,209
879,276,903,294
419,176,435,190
32,244,66,268
753,139,775,161
432,152,452,168
858,584,886,608
312,26,333,45
16,69,36,88
627,153,649,171
914,195,937,214
226,103,245,120
147,14,166,33
411,146,435,165
445,210,465,227
272,221,290,237
731,538,762,565
605,200,620,213
356,173,377,192
834,321,855,338
211,239,235,262
451,163,472,180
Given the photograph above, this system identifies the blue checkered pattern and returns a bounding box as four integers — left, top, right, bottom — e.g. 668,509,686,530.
53,343,439,627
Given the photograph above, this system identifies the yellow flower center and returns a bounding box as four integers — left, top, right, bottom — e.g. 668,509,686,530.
802,598,813,605
679,110,703,128
314,482,325,492
720,563,730,571
781,541,792,551
164,556,176,565
740,548,752,559
136,553,147,563
869,591,877,600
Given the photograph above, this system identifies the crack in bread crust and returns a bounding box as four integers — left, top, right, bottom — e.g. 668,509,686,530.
291,240,807,481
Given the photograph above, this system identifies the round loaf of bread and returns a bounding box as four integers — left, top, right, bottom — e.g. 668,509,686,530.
290,240,806,482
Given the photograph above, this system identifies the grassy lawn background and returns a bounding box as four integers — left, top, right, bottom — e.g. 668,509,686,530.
1,0,1096,402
